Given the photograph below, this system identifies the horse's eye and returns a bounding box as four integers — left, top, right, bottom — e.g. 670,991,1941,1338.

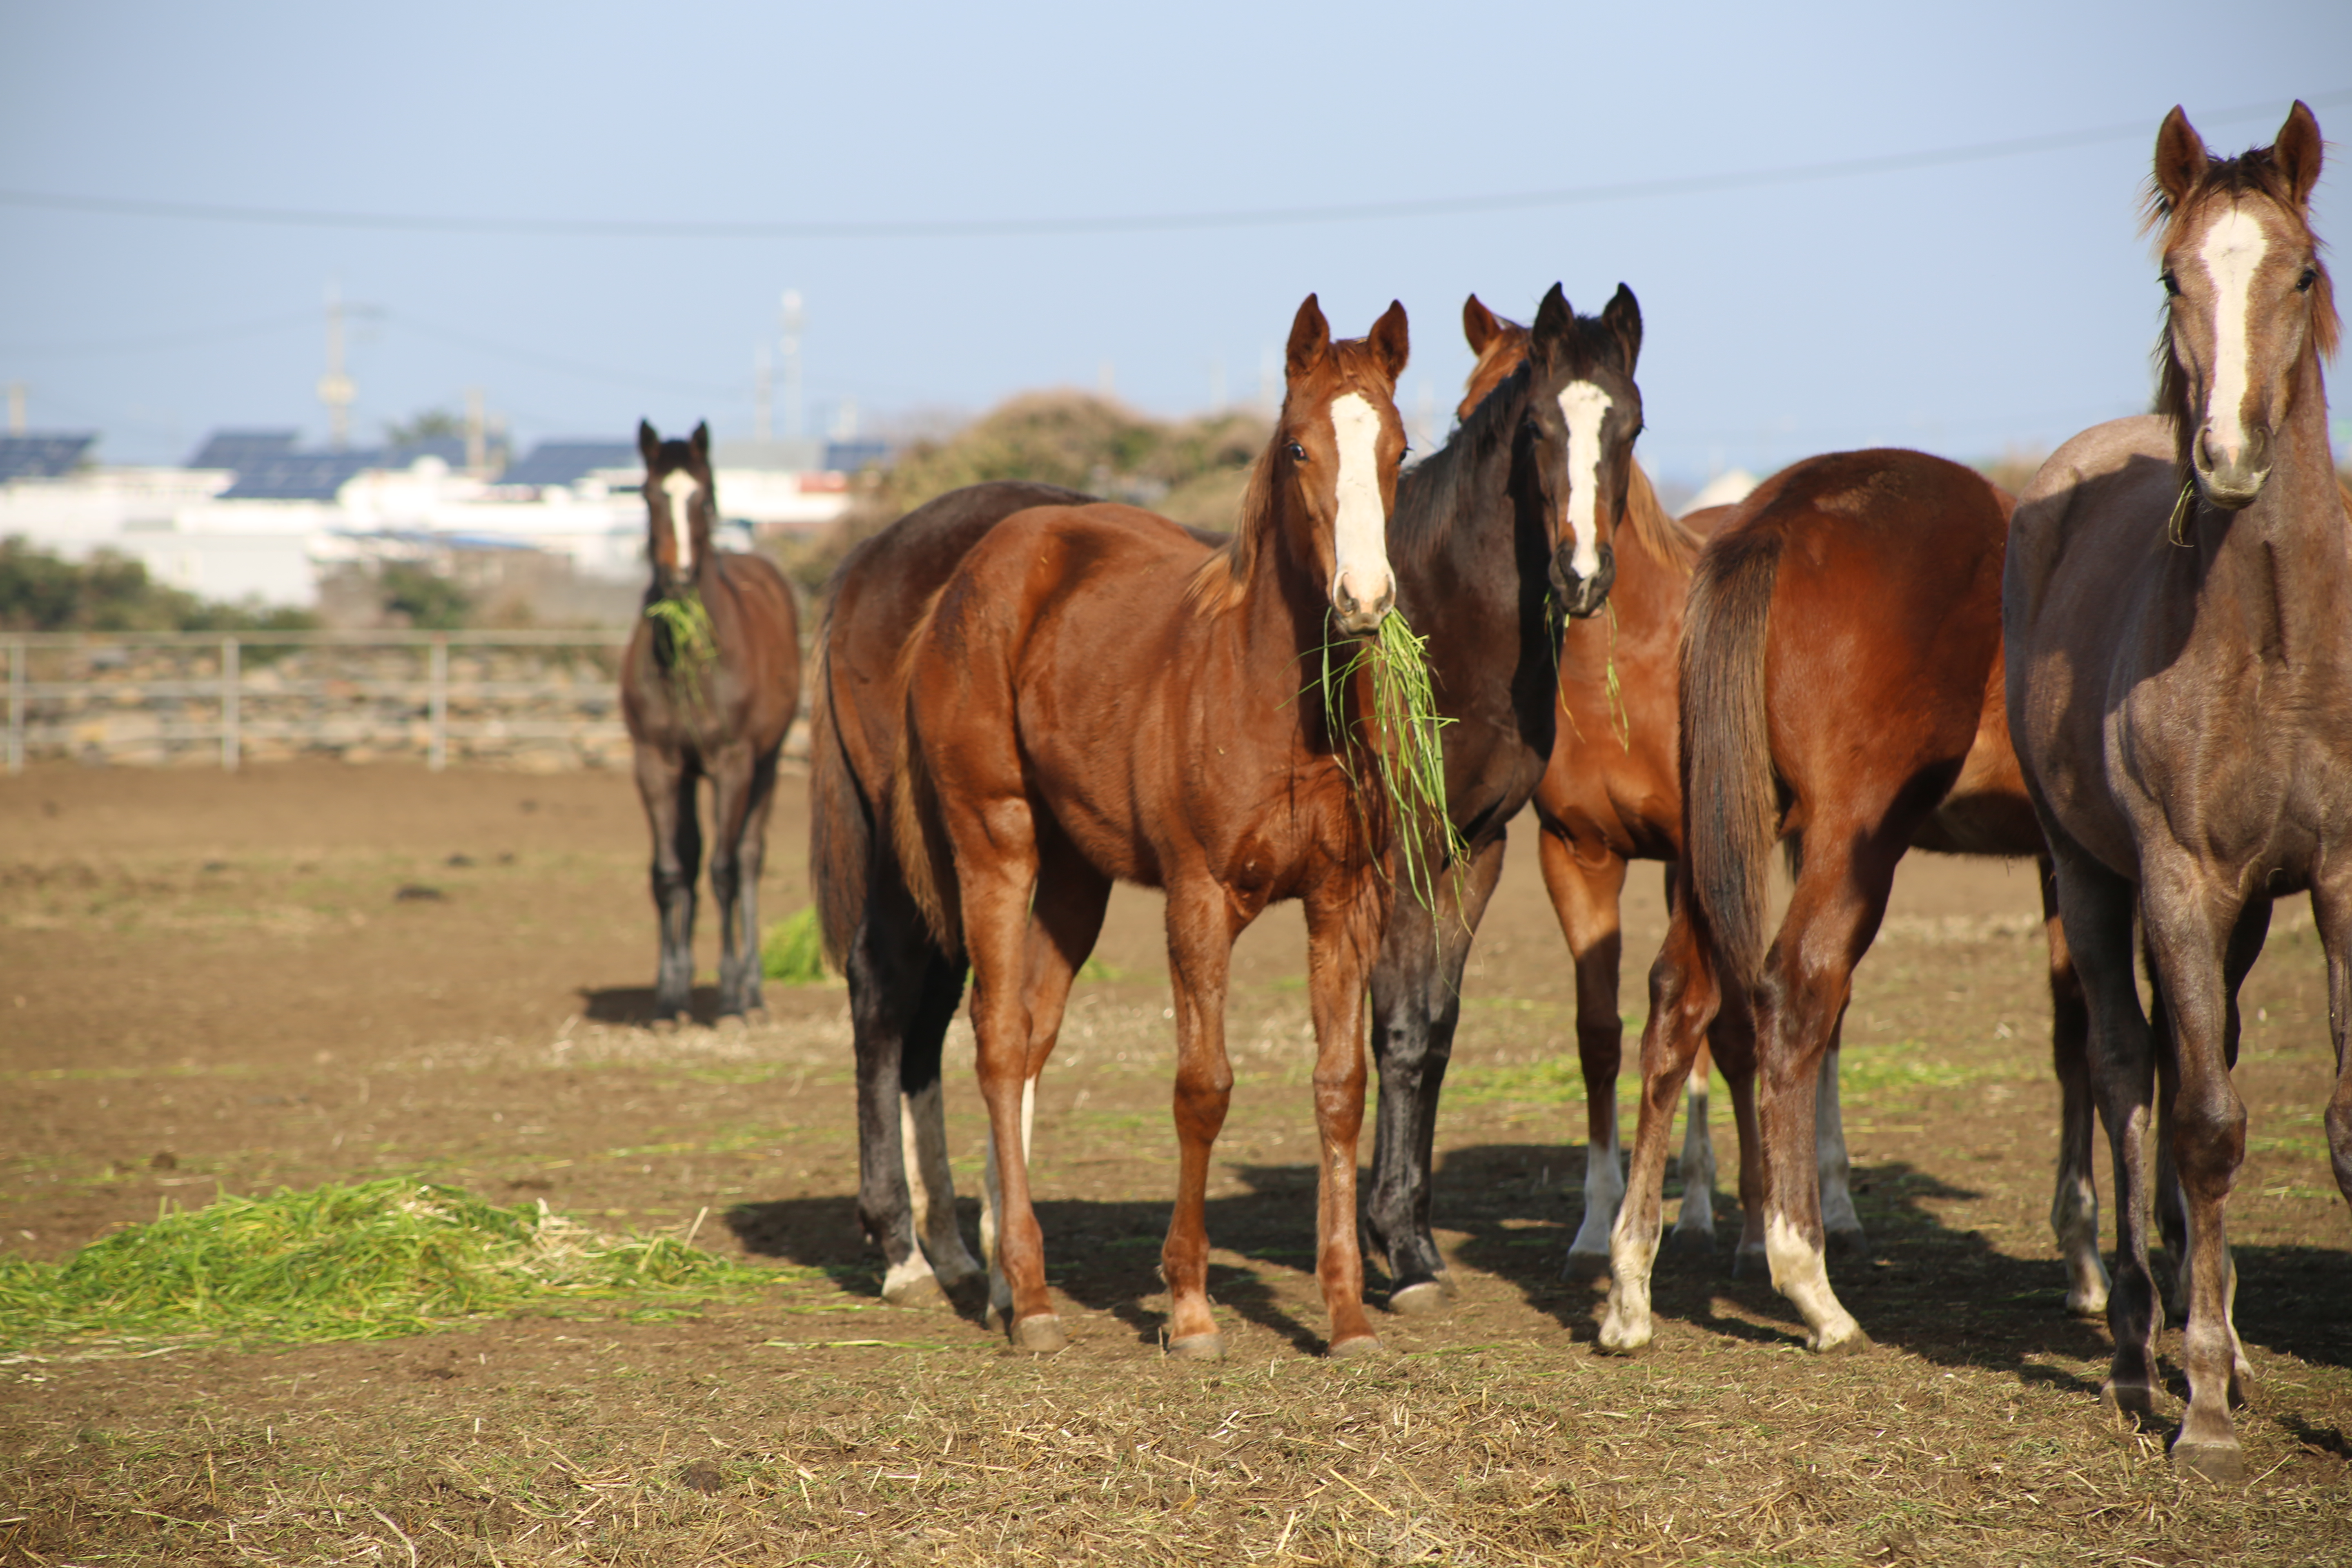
1287,442,1307,462
2160,270,2181,296
2298,267,2319,294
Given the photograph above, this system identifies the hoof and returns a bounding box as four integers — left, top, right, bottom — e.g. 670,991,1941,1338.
1561,1249,1612,1283
1595,1320,1650,1356
2065,1287,2109,1320
1387,1281,1449,1316
2169,1437,2245,1485
2101,1379,2159,1422
1327,1334,1389,1360
1810,1325,1873,1356
1664,1223,1716,1260
1166,1332,1226,1362
1826,1226,1870,1260
1009,1314,1068,1353
648,1014,684,1036
880,1272,950,1310
1731,1245,1767,1280
713,1012,748,1036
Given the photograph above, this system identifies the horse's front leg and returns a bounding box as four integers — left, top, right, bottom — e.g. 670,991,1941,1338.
2040,857,2109,1317
1305,871,1388,1357
1161,878,1239,1359
707,742,779,1020
634,743,700,1022
1366,830,1506,1312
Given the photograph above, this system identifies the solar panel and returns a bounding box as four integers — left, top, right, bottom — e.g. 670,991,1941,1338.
0,434,98,482
499,441,640,488
185,430,299,470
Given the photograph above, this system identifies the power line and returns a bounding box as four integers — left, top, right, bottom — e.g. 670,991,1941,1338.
375,311,745,401
4,91,2342,242
0,311,314,357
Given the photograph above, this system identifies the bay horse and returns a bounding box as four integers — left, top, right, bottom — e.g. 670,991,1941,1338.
1595,446,2100,1362
892,296,1411,1356
810,478,1096,1306
2006,101,2341,1481
619,420,801,1022
1362,283,1673,1306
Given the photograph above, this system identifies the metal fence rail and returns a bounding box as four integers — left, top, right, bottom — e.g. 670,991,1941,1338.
4,629,635,772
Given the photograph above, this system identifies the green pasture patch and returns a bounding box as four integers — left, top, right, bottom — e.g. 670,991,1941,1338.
760,906,831,984
0,1178,799,1352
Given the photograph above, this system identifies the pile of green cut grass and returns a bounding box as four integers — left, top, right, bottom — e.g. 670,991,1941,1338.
0,1178,781,1352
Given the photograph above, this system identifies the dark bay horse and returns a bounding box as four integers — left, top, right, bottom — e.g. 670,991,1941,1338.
1361,285,1666,1307
810,479,1094,1306
619,420,801,1022
1447,295,1745,1271
892,296,1412,1356
1596,448,2100,1361
2006,102,2341,1481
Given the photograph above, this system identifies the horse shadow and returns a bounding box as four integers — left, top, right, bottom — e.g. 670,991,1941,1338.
578,984,729,1027
1424,1139,2352,1391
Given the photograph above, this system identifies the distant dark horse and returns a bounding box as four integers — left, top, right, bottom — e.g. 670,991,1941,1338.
620,421,801,1023
2008,102,2343,1481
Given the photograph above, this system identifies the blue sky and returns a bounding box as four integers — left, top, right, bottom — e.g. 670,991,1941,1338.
2,0,2346,480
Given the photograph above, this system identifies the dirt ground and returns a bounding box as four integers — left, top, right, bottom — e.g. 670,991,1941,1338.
4,760,2351,1566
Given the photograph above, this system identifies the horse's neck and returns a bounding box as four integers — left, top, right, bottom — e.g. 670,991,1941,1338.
1235,500,1351,750
2200,357,2348,655
1392,389,1528,621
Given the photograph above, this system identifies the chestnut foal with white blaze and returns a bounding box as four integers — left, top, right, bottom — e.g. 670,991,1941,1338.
893,297,1411,1356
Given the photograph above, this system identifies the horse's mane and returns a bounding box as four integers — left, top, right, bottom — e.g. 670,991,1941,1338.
1621,460,1702,571
2143,136,2339,479
1389,358,1534,568
1182,444,1274,615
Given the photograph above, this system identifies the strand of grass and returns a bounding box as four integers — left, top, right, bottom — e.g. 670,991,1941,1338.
0,1178,793,1351
1314,611,1467,917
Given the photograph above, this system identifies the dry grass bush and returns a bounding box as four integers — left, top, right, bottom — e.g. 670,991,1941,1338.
764,393,1270,596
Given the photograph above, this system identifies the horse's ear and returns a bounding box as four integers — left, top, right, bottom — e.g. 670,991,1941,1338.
1530,283,1572,365
637,419,660,468
691,421,711,463
1286,294,1330,380
1367,300,1409,384
1602,284,1643,375
2276,100,2324,208
1462,294,1502,353
2154,106,2208,212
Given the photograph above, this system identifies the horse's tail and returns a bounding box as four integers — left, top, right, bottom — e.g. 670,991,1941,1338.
887,653,962,961
1677,526,1784,990
806,626,867,975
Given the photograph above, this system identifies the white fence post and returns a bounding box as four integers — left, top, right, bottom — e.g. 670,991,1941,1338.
6,638,22,773
220,637,241,771
428,636,449,771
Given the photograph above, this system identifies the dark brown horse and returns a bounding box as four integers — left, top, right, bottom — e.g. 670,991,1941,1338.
1596,447,2100,1362
893,296,1411,1356
810,479,1094,1306
2007,102,2342,1481
1449,295,1746,1268
619,420,801,1022
1363,284,1666,1307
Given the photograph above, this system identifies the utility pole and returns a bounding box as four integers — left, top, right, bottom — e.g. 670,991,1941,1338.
779,290,804,442
753,347,773,442
318,283,355,449
5,383,23,436
464,385,488,476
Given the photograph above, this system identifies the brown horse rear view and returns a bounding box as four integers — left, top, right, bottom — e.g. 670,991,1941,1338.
619,421,800,1022
891,296,1411,1357
1598,448,2098,1363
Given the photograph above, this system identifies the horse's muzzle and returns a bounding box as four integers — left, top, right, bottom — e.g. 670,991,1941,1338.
1551,541,1616,619
2195,425,2272,511
1332,577,1395,636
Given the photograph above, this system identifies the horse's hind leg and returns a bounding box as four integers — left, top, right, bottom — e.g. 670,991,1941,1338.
2041,858,2109,1318
1670,1041,1721,1254
635,744,700,1022
1537,831,1633,1274
1599,888,1721,1352
851,878,971,1308
1815,1021,1866,1256
1367,831,1506,1312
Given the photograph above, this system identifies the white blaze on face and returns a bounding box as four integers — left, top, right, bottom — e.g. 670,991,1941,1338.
661,469,700,574
1326,391,1393,618
2198,205,2270,465
1558,381,1613,581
